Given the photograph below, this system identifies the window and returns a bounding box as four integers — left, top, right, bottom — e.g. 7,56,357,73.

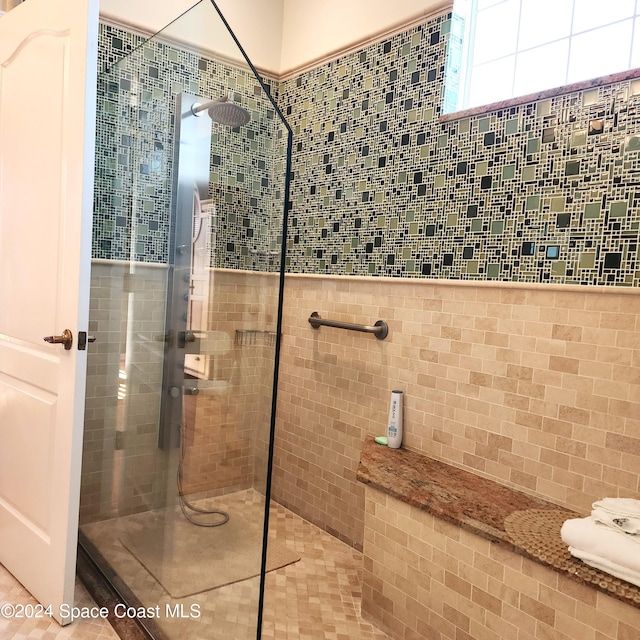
443,0,640,114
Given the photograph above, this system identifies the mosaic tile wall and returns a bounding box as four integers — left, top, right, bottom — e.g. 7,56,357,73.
94,22,287,270
279,13,640,287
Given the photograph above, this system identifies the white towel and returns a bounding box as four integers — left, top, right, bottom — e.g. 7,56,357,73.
593,498,640,517
592,508,640,535
592,498,640,535
561,516,640,577
568,546,640,589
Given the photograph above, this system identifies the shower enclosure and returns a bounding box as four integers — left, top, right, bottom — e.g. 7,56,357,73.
78,2,291,638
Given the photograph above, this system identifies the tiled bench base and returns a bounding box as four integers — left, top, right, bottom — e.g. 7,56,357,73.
357,437,640,639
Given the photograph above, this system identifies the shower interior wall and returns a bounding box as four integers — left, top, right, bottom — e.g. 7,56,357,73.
270,8,640,556
269,10,640,633
78,6,640,638
81,266,280,522
83,4,640,590
80,22,286,524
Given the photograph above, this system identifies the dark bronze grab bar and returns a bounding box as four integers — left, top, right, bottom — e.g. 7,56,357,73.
308,311,388,340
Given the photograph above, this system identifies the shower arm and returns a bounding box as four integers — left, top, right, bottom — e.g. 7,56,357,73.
191,98,225,116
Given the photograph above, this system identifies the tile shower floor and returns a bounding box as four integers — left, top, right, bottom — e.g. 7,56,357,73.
78,490,391,640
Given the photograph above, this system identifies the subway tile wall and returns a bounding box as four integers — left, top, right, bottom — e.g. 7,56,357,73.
81,262,173,523
362,487,640,640
180,270,280,498
81,266,279,522
272,275,640,550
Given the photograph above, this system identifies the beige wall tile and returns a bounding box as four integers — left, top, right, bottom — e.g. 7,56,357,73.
362,490,637,640
82,266,279,523
274,275,640,552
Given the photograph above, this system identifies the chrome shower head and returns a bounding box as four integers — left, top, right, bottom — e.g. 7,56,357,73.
207,97,251,127
191,96,250,127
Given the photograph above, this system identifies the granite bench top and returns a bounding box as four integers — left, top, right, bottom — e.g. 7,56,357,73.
356,436,640,608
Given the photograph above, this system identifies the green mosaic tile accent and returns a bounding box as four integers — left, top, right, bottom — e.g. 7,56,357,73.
610,202,628,218
94,23,286,270
505,118,519,135
503,165,516,180
487,263,500,278
584,203,601,219
580,252,596,269
279,12,640,286
99,11,640,286
526,196,540,211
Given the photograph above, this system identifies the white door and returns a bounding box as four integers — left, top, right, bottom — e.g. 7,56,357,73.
0,0,98,625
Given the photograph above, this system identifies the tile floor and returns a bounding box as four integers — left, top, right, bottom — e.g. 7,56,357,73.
0,565,119,640
0,492,391,640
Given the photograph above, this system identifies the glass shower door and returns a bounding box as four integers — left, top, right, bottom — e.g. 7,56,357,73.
78,2,291,638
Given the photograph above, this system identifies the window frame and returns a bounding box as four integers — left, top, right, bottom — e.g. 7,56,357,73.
441,0,640,121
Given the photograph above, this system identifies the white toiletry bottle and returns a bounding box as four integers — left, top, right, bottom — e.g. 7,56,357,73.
387,390,403,449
